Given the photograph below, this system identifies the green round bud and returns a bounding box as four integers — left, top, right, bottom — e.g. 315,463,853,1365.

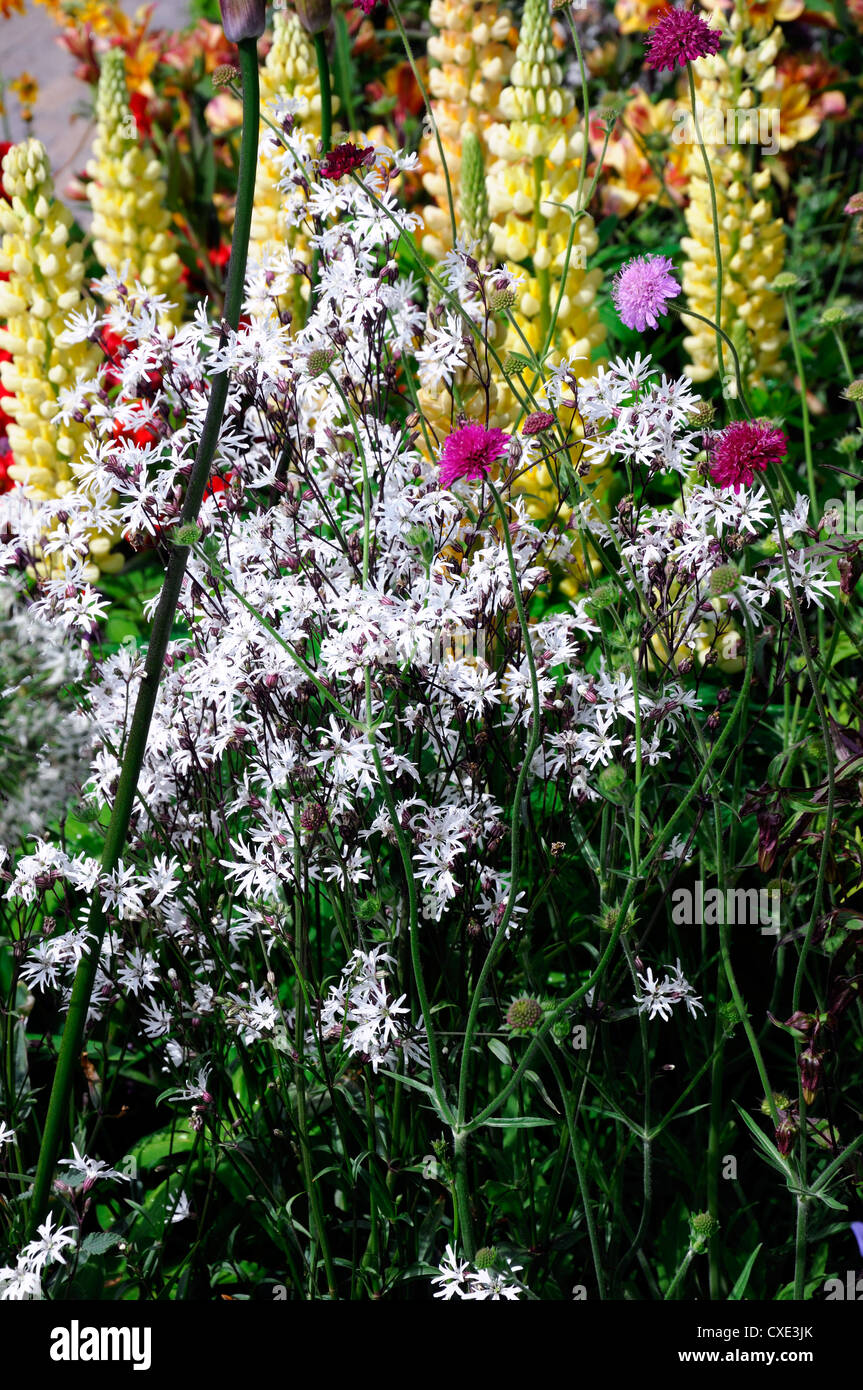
355,895,381,921
836,432,861,454
585,582,618,614
502,352,532,377
506,996,543,1030
172,523,203,547
709,563,739,596
819,304,850,327
490,286,517,313
687,399,715,427
689,1211,719,1250
474,1246,499,1270
770,272,800,292
841,379,863,403
551,1014,570,1041
306,347,337,377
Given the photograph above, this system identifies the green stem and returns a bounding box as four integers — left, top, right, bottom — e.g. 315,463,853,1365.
686,63,725,392
312,30,332,155
26,35,261,1239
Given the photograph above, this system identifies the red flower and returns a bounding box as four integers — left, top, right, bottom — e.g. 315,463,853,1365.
129,91,153,139
320,142,376,180
708,419,788,494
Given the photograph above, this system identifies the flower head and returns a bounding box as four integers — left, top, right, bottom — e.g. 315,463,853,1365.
644,7,723,72
320,143,376,181
612,254,679,331
354,0,386,13
522,411,556,436
709,420,788,494
844,192,863,216
439,424,510,490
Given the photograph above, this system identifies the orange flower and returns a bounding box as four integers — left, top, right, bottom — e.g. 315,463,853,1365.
0,0,25,18
613,0,670,35
10,71,38,122
589,89,687,218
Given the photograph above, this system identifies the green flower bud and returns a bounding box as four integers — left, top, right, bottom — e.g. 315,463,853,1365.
306,346,337,377
172,523,203,546
770,271,800,292
506,996,543,1030
459,130,491,259
819,304,850,328
474,1246,499,1269
689,1211,719,1250
585,582,618,614
709,563,739,596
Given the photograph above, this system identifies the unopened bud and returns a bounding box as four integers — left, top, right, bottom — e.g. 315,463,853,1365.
294,0,333,34
218,0,266,42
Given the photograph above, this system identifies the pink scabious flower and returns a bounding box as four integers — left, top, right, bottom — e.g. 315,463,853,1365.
354,0,385,12
709,419,788,494
844,192,863,215
644,7,723,72
522,411,555,436
611,254,679,331
439,424,510,489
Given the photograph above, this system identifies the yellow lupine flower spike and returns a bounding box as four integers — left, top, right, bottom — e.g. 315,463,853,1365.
486,0,604,373
249,9,340,320
421,0,516,260
0,139,123,578
678,11,787,392
484,0,606,575
86,49,184,323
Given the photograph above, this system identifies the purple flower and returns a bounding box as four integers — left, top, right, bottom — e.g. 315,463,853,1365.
218,0,266,43
644,7,723,73
851,1222,863,1260
439,424,510,490
611,254,679,332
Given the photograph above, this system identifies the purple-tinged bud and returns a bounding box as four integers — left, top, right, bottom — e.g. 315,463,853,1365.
294,0,333,33
218,0,266,42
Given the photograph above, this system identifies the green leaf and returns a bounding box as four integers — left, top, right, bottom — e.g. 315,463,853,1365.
728,1243,762,1300
488,1037,513,1067
734,1103,795,1183
80,1230,123,1262
479,1115,556,1129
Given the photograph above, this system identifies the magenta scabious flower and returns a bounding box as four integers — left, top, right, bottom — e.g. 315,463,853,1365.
439,424,510,489
644,7,723,72
612,254,679,332
354,0,385,13
709,419,788,494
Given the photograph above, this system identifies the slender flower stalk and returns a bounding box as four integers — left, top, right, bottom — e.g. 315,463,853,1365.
26,33,262,1239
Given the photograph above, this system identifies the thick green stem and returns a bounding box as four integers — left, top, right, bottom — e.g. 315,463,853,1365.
26,36,261,1238
312,30,332,155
